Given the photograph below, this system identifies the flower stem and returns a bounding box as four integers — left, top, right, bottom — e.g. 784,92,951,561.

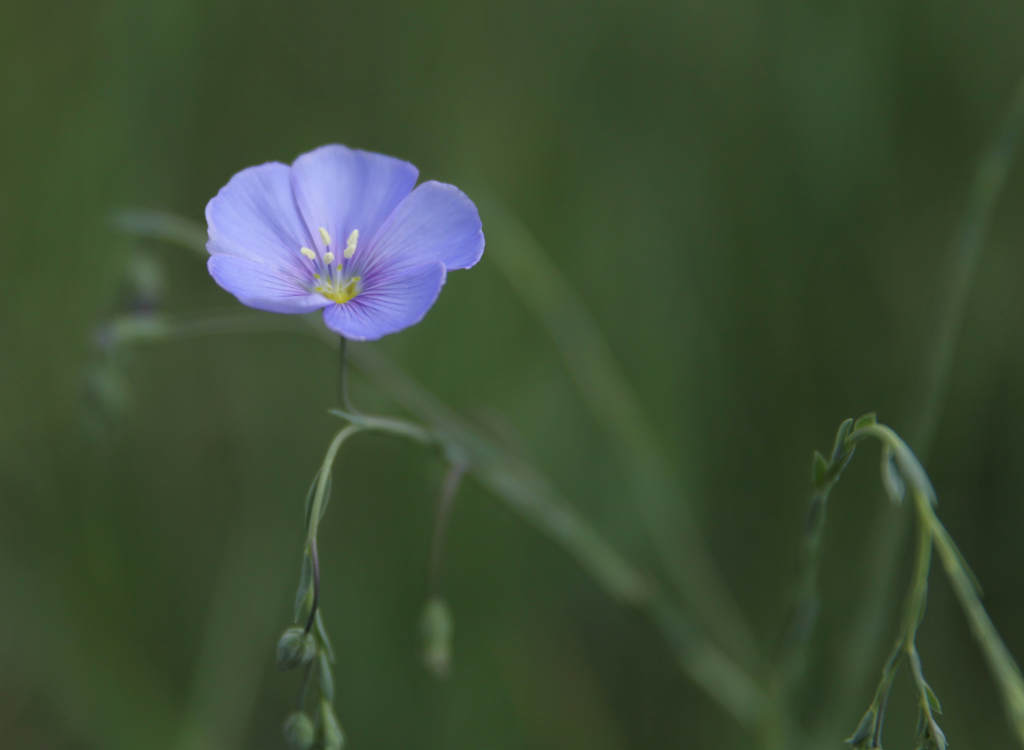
846,423,1024,747
304,535,321,636
429,463,466,593
828,75,1024,737
337,336,353,412
104,305,769,734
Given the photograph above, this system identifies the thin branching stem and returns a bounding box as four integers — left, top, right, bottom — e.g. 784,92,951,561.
845,423,1024,747
830,75,1024,737
113,212,773,736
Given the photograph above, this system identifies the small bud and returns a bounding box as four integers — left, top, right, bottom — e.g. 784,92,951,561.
321,699,345,750
276,626,316,670
421,597,454,678
282,711,316,750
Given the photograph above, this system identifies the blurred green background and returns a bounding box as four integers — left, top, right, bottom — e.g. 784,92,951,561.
3,0,1024,748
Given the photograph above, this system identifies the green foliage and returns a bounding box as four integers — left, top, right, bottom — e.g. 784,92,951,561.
5,1,1024,749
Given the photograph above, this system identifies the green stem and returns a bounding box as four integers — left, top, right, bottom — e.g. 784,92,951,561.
929,508,1024,740
831,75,1024,735
327,406,771,729
306,425,362,544
429,463,466,593
302,424,362,634
337,336,353,412
105,308,769,733
849,424,1024,747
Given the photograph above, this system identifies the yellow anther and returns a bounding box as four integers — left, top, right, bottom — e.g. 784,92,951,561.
300,246,317,260
344,229,359,259
314,275,362,305
319,227,332,246
322,251,335,264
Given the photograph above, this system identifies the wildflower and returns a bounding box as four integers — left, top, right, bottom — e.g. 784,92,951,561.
205,144,484,340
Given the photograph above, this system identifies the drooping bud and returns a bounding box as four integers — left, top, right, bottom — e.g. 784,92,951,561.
276,626,316,670
321,699,345,750
282,711,316,750
421,597,454,678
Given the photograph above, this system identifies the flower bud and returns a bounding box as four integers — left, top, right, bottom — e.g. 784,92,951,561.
321,699,345,750
282,711,316,750
276,626,316,670
421,597,454,678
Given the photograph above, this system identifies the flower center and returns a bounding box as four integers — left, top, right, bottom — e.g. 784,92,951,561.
301,227,362,304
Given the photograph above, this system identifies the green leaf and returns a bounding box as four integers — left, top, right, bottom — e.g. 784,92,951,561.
316,611,336,663
853,412,878,431
830,418,856,473
293,553,313,623
845,708,875,746
811,450,829,488
318,652,335,702
924,681,943,714
303,469,332,532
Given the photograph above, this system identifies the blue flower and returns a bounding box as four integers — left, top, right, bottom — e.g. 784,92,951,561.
205,145,484,341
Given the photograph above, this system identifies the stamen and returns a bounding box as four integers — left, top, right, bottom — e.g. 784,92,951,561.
344,229,359,259
319,227,332,246
322,251,335,264
300,246,317,260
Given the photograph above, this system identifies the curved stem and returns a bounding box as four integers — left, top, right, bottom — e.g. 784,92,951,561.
327,406,771,730
929,508,1024,739
429,463,466,593
303,535,321,635
831,76,1024,735
105,308,769,733
301,424,362,635
848,424,1024,746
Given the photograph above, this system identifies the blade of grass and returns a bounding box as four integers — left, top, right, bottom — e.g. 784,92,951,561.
477,194,758,668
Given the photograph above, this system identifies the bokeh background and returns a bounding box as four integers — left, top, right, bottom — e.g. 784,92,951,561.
3,1,1024,748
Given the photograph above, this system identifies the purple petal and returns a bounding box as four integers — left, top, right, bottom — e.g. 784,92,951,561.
354,181,485,276
205,162,312,274
208,254,328,314
290,145,419,256
321,262,446,341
